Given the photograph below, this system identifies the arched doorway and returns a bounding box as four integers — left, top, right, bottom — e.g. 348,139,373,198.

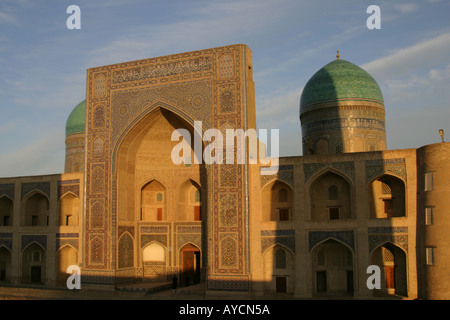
142,242,166,280
0,196,13,226
0,246,11,283
312,239,354,296
56,245,78,286
262,245,294,294
180,243,200,286
22,243,46,284
369,174,406,218
370,243,407,296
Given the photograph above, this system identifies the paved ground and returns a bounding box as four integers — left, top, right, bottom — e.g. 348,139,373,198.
0,282,256,300
0,282,406,300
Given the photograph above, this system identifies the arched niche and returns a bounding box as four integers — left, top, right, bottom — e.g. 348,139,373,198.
262,245,295,294
58,193,79,226
117,233,134,269
0,246,11,283
309,170,352,221
177,179,202,221
56,245,78,286
368,174,406,218
0,196,13,226
22,242,46,284
115,106,206,223
370,242,407,297
141,180,167,222
23,192,49,226
311,239,354,296
261,180,293,221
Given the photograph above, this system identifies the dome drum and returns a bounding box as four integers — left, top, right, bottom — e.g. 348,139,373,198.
300,58,386,155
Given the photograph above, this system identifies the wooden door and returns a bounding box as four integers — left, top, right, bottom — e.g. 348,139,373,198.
31,266,41,283
385,265,395,289
276,276,287,293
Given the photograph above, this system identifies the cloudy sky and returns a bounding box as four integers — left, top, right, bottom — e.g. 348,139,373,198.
0,0,449,177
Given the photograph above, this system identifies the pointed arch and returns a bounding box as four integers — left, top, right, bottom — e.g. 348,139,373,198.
141,179,167,222
261,179,293,221
142,242,166,264
56,244,78,286
22,191,49,226
112,103,204,171
262,244,295,294
308,169,353,221
177,179,202,221
117,232,134,269
21,242,46,284
368,173,406,218
180,242,201,286
0,195,13,226
370,242,408,296
311,239,354,296
0,245,11,282
58,192,79,226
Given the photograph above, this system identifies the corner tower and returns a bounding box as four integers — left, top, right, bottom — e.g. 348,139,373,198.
65,100,86,173
299,52,386,155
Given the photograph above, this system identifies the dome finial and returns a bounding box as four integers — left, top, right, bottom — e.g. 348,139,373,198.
336,50,340,60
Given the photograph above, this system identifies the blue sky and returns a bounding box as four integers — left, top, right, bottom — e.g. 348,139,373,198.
0,0,449,177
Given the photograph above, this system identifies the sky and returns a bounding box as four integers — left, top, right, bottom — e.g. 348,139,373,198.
0,0,449,177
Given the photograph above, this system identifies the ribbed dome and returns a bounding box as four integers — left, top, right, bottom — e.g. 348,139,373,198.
300,59,384,114
65,100,86,136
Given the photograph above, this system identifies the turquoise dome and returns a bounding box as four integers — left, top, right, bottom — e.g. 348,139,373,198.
65,100,86,136
300,59,384,114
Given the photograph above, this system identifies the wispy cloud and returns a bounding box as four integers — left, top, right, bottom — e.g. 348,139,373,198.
394,3,419,14
361,32,450,81
0,11,16,25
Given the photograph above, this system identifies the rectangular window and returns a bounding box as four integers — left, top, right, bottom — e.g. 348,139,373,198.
425,172,433,191
3,216,10,226
31,215,38,226
383,199,394,216
276,277,287,293
329,207,339,220
425,207,433,225
316,271,327,292
279,209,289,221
157,208,163,221
194,206,201,221
0,269,5,281
426,247,434,265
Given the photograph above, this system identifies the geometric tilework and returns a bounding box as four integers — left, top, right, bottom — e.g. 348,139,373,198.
21,182,50,199
260,165,294,188
21,234,47,251
308,230,354,251
368,226,408,252
0,184,14,200
304,161,355,183
207,274,250,291
0,233,12,251
365,158,407,183
58,180,80,198
261,229,296,253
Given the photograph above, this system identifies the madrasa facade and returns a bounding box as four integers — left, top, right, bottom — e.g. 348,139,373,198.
0,44,449,299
